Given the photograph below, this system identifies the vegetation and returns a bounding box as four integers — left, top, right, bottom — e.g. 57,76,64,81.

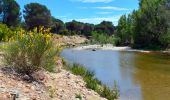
1,0,170,99
23,3,52,29
0,24,13,41
1,27,58,75
117,0,170,50
91,31,117,45
0,0,21,27
65,63,120,100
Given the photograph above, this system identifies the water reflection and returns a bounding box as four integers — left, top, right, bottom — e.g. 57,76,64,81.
61,49,170,100
132,52,170,100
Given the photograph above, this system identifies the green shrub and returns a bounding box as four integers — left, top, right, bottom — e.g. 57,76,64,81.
99,81,120,100
91,31,117,45
2,27,58,74
84,77,100,90
70,63,87,76
0,24,13,41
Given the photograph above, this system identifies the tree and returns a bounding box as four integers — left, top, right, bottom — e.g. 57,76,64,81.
65,20,84,35
133,0,169,49
82,23,94,37
117,15,128,45
159,0,170,47
0,0,21,27
51,16,65,34
117,0,170,49
95,21,115,36
23,3,52,29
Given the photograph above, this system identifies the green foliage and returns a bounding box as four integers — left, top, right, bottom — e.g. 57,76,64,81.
65,63,119,100
69,63,88,76
0,0,21,27
2,28,58,74
117,15,128,45
64,20,115,37
116,0,170,49
23,3,52,29
133,0,167,49
91,31,117,45
82,23,94,36
95,21,115,36
65,20,84,35
99,82,119,100
0,24,13,41
51,17,65,34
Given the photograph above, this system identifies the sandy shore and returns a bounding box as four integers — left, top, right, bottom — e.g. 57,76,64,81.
73,44,152,53
73,44,165,53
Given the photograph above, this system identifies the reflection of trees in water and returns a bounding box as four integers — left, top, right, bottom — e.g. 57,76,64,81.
132,52,170,100
119,51,137,81
118,52,143,99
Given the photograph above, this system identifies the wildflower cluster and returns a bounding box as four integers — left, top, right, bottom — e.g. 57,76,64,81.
3,27,58,74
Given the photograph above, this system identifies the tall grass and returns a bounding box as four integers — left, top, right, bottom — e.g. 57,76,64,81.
65,63,120,100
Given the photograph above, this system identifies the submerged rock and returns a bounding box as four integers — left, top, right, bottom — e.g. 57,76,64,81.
92,49,96,51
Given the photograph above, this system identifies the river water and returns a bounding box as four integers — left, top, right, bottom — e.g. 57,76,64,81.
61,48,170,100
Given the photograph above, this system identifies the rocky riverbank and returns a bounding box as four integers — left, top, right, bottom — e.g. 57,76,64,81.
0,68,106,100
0,35,106,100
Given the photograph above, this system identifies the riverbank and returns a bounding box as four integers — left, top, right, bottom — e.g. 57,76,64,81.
73,44,170,53
0,35,107,100
0,68,106,100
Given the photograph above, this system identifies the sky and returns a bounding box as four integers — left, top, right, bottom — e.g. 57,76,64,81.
16,0,139,25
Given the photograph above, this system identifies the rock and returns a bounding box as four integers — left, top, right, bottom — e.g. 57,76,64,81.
92,49,96,51
31,95,37,100
22,75,31,81
0,93,11,100
31,71,46,81
10,90,19,98
23,88,30,93
66,73,71,79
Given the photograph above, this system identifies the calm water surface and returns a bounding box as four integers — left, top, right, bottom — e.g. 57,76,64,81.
61,48,170,100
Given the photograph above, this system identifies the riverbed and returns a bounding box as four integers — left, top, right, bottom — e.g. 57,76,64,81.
61,47,170,100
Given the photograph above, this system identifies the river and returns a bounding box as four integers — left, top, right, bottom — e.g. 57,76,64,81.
61,48,170,100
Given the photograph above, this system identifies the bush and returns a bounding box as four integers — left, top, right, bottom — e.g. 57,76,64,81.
2,27,58,74
99,81,120,100
0,24,13,41
91,31,117,45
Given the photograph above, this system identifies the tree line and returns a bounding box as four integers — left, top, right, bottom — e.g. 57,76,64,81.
0,0,170,49
0,0,115,37
117,0,170,49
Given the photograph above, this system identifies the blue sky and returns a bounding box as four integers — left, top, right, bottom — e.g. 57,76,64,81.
16,0,139,25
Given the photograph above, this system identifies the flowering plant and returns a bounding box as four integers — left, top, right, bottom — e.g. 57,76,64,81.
3,27,58,74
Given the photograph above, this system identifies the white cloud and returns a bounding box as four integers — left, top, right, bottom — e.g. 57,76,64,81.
94,6,129,11
76,7,89,9
96,12,112,14
76,6,130,11
71,0,114,3
62,15,121,25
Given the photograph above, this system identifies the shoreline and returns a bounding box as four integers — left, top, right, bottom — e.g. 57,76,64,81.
73,44,170,53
